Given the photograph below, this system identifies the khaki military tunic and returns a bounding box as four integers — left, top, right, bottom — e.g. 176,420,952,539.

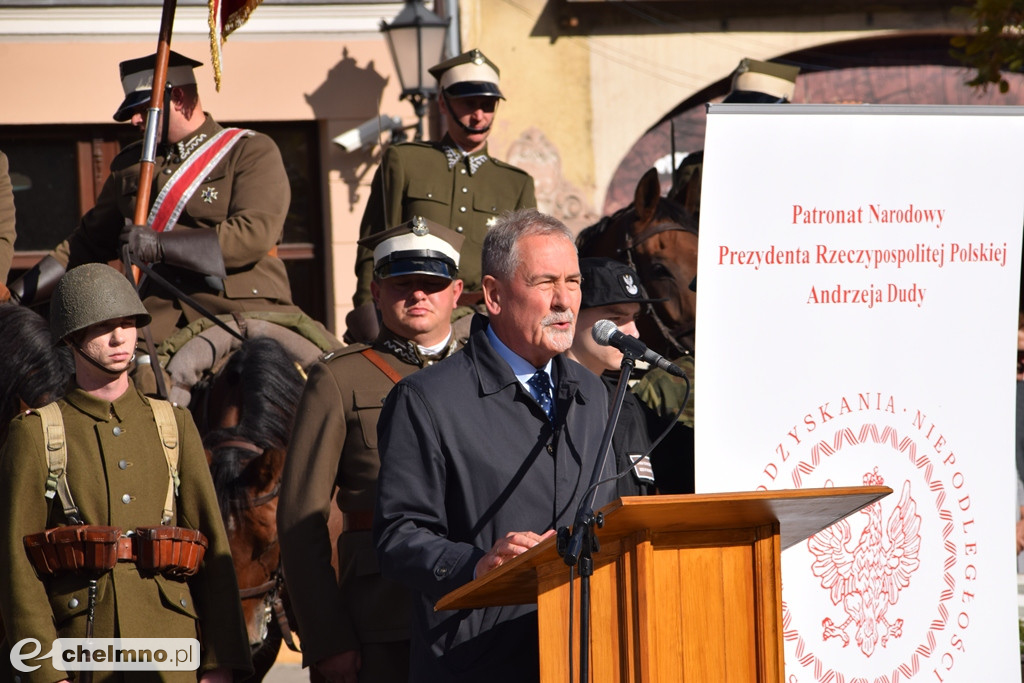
278,329,459,681
353,136,536,306
64,114,301,343
0,382,251,683
0,151,15,288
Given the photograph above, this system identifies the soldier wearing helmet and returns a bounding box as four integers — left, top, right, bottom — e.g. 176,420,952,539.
0,263,252,682
279,218,464,683
349,49,536,342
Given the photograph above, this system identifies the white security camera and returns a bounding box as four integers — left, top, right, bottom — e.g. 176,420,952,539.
333,115,405,152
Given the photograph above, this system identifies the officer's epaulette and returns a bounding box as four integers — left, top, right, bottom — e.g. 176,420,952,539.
489,157,532,177
319,344,369,363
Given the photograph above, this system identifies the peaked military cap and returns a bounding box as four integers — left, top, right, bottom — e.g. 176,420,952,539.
114,50,203,122
428,49,504,99
723,58,799,104
360,216,465,281
579,257,665,310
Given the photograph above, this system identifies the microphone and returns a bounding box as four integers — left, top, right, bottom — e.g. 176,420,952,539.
591,320,687,378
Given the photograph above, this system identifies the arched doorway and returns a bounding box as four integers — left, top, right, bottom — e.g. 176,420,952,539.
605,33,1024,214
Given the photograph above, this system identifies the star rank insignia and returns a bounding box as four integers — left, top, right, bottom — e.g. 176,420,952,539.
201,186,218,203
486,216,498,228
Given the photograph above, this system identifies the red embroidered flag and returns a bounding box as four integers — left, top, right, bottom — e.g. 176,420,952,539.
207,0,263,90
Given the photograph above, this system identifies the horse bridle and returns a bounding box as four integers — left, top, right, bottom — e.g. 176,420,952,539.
620,220,698,359
208,437,299,654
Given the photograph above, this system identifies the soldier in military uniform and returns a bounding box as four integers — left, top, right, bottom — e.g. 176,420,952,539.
279,218,465,683
0,150,15,299
0,263,251,682
348,49,536,341
11,51,304,345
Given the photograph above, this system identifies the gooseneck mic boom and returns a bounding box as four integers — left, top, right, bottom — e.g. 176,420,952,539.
591,320,687,378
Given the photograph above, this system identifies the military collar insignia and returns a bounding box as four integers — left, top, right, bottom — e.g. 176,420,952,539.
177,132,208,162
378,328,458,368
443,144,489,175
444,145,461,169
380,336,421,367
466,154,488,176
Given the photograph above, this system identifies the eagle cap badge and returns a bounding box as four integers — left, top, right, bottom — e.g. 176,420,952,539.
411,216,429,236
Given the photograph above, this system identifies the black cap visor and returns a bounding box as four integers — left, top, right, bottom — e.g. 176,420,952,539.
374,252,458,281
444,82,504,99
113,90,152,122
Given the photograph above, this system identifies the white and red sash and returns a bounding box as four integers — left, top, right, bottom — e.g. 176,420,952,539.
146,127,252,233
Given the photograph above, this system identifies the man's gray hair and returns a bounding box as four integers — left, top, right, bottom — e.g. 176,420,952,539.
482,208,575,282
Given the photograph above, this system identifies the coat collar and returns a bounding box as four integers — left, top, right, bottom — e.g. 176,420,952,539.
62,380,140,422
466,316,591,406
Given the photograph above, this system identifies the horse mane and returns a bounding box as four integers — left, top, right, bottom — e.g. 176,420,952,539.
204,336,304,519
576,195,697,257
0,303,73,429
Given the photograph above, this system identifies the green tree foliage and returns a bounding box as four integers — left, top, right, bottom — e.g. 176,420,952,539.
951,0,1024,93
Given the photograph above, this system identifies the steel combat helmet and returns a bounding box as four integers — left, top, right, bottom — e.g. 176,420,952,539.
50,263,151,342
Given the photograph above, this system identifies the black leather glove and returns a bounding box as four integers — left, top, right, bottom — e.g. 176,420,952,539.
123,225,164,263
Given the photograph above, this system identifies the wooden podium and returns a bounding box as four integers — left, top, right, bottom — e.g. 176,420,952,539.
436,485,890,683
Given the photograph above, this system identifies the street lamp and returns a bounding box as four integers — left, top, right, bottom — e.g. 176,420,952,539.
380,1,450,141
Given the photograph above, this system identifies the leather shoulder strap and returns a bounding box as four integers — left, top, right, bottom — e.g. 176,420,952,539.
148,399,180,525
360,348,403,384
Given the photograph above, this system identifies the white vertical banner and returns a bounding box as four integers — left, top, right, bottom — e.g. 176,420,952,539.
695,104,1024,682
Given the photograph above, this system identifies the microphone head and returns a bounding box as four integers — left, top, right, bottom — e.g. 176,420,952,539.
591,319,617,346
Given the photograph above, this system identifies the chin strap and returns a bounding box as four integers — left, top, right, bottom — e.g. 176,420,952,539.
442,91,492,136
71,344,125,377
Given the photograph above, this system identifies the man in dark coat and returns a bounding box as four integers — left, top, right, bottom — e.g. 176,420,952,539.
374,208,615,683
279,217,465,683
349,49,536,340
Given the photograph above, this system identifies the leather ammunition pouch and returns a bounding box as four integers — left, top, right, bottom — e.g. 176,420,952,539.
24,525,120,576
133,525,208,578
24,525,208,579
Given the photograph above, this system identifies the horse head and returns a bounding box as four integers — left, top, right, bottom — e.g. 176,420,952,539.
578,168,699,359
199,337,304,663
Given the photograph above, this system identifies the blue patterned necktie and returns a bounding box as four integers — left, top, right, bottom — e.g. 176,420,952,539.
528,369,554,421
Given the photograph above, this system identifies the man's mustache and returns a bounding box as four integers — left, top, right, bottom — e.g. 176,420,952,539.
542,311,575,327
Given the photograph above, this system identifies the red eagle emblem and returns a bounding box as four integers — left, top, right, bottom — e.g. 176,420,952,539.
806,469,922,656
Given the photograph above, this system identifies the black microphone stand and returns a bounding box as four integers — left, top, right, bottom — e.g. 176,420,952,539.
557,351,638,683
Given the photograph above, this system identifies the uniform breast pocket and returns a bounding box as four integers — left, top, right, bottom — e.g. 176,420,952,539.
185,169,231,223
474,183,520,210
406,178,449,207
352,389,386,449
